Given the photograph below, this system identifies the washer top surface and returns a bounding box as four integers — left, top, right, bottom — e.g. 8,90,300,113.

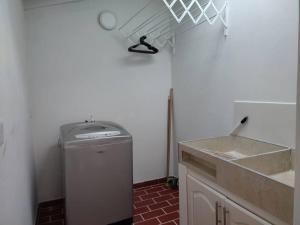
60,121,131,146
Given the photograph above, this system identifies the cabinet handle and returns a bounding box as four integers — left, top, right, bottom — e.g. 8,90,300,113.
223,207,229,225
215,202,221,225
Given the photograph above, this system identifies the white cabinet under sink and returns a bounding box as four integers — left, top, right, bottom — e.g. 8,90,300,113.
226,200,271,225
187,174,224,225
180,164,272,225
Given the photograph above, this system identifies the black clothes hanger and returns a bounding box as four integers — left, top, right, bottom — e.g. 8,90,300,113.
128,36,159,54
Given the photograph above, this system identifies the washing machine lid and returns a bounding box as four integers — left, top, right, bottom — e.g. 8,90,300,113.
60,121,131,146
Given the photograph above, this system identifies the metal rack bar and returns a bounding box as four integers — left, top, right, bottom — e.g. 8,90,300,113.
119,0,153,31
144,6,186,35
120,0,229,53
126,7,170,38
153,10,217,40
125,0,189,38
146,1,209,37
176,13,217,36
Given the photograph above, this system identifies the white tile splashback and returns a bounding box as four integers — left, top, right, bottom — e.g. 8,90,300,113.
233,101,296,148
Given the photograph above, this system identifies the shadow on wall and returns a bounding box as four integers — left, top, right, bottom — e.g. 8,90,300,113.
39,144,63,201
120,54,155,66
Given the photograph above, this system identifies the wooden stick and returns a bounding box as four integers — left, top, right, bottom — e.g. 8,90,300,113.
166,97,171,177
166,88,174,178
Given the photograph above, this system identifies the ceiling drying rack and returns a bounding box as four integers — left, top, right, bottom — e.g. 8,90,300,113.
119,0,229,54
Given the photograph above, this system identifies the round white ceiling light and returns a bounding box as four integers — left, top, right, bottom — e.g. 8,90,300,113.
98,11,117,31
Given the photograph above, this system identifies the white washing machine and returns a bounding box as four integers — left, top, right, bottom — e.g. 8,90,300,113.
60,121,133,225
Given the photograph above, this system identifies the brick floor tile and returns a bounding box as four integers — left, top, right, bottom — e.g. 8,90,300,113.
148,201,170,211
163,204,179,213
42,221,63,225
160,185,171,190
140,192,160,200
158,212,179,223
159,189,176,196
135,190,147,197
172,192,179,198
162,221,177,225
146,186,164,193
134,206,149,215
134,186,152,192
142,209,165,220
134,183,164,193
51,213,64,221
134,196,142,202
168,198,179,205
39,208,62,217
135,218,160,225
154,195,174,203
134,214,143,223
38,216,50,224
135,199,155,208
133,178,166,189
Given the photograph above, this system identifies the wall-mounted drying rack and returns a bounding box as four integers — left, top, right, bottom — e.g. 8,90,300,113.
119,0,229,54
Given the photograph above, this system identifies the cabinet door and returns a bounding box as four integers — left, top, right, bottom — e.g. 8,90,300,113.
187,175,224,225
179,163,188,225
225,199,272,225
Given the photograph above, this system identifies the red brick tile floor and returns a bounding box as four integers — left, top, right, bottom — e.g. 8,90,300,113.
36,199,65,225
36,180,179,225
133,181,179,225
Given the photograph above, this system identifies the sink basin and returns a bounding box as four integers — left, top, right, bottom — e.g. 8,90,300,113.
270,170,295,188
233,150,295,187
182,136,286,160
179,136,293,224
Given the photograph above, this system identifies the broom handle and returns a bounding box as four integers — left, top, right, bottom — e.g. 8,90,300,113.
166,89,174,178
166,97,171,177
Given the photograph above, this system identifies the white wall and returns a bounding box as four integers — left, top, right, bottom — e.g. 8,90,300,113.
25,0,172,202
0,0,36,224
294,4,300,224
172,0,298,144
